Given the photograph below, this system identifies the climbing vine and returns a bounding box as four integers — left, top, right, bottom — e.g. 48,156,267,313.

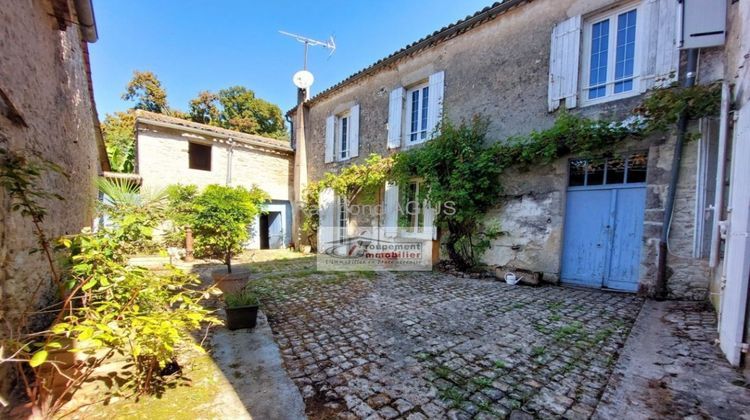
304,83,722,269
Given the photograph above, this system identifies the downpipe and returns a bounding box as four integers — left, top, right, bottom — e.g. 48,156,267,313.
655,49,699,301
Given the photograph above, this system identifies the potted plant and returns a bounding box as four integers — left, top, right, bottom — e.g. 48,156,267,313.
225,289,260,330
192,184,269,293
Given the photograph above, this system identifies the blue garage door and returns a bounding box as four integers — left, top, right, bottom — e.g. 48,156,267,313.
561,153,647,292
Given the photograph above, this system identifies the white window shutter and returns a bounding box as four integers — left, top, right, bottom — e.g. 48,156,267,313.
423,200,437,240
383,182,399,238
639,0,679,91
427,71,445,138
325,115,335,163
349,104,360,158
548,15,582,112
318,187,335,252
387,87,404,149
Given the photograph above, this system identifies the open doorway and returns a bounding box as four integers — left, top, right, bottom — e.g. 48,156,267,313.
259,211,284,249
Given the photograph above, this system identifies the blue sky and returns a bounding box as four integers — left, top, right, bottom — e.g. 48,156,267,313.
90,0,492,118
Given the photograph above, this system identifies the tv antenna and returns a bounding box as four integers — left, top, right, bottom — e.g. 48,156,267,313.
279,30,336,70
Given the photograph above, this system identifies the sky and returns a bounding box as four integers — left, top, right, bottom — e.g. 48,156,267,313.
89,0,493,119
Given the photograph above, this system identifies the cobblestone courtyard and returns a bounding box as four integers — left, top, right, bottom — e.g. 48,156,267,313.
246,257,644,419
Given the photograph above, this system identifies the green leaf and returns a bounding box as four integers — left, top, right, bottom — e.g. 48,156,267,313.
29,350,48,367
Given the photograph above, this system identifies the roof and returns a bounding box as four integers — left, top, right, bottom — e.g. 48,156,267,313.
135,110,293,153
288,0,529,114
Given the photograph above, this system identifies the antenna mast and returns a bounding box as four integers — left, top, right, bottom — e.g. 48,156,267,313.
279,30,336,69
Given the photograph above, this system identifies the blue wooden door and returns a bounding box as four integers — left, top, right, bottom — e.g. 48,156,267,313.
560,189,612,287
561,186,645,291
268,211,284,249
605,188,646,291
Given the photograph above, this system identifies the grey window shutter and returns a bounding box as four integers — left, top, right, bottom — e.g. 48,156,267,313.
318,187,335,252
325,115,335,163
387,87,404,149
383,182,399,237
349,104,360,158
548,15,582,112
639,0,679,91
427,71,445,138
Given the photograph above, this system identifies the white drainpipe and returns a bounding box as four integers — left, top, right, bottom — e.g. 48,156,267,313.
709,81,731,268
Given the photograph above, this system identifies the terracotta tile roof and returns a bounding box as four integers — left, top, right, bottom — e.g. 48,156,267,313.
135,110,293,153
288,0,530,114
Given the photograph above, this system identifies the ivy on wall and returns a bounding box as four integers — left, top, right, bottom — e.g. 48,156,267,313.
303,83,722,268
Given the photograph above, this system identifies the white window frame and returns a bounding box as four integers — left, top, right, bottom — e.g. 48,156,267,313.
337,195,348,242
398,179,425,238
336,112,351,161
580,2,643,106
403,82,430,147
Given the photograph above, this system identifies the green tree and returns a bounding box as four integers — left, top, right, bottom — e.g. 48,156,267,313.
192,184,269,272
188,91,221,125
187,86,286,139
101,111,136,173
122,70,168,113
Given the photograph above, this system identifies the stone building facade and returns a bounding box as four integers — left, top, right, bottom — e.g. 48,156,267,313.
0,0,108,397
292,0,729,300
135,111,295,248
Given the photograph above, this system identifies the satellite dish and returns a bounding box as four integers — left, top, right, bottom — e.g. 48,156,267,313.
293,70,314,89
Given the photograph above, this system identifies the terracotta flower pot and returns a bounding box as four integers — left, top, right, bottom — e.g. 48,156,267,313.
211,268,251,294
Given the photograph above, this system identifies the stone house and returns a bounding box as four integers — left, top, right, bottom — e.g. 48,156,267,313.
290,0,749,364
0,0,109,397
135,110,295,248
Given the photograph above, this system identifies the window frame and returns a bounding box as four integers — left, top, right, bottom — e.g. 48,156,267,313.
403,82,430,147
398,179,425,237
335,112,351,162
188,141,212,171
337,195,349,242
580,2,643,106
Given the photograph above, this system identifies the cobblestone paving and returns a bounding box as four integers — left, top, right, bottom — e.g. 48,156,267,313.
255,269,644,419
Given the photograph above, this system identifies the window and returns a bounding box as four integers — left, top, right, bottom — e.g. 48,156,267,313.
188,142,211,171
568,152,648,187
398,180,425,234
405,83,430,144
337,113,350,161
582,4,640,103
337,196,348,242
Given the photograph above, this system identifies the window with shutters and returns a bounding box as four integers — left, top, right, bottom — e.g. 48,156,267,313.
581,2,642,105
188,142,211,171
404,82,430,145
336,112,351,161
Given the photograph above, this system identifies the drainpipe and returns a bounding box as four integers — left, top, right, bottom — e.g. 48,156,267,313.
709,81,731,268
73,0,98,42
226,138,234,186
655,48,699,301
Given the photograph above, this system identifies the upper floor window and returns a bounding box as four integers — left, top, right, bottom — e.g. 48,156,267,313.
405,83,430,144
582,4,640,103
324,105,359,163
337,113,350,161
188,142,211,171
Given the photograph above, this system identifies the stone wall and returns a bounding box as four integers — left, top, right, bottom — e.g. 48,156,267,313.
0,0,104,396
299,0,719,299
137,125,294,202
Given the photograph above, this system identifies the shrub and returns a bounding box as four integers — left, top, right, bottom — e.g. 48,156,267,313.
192,184,269,272
163,184,199,247
97,177,167,254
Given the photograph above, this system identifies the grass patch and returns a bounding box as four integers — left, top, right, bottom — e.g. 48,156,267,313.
472,376,493,389
530,346,546,357
553,321,583,341
439,387,465,408
493,359,507,369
